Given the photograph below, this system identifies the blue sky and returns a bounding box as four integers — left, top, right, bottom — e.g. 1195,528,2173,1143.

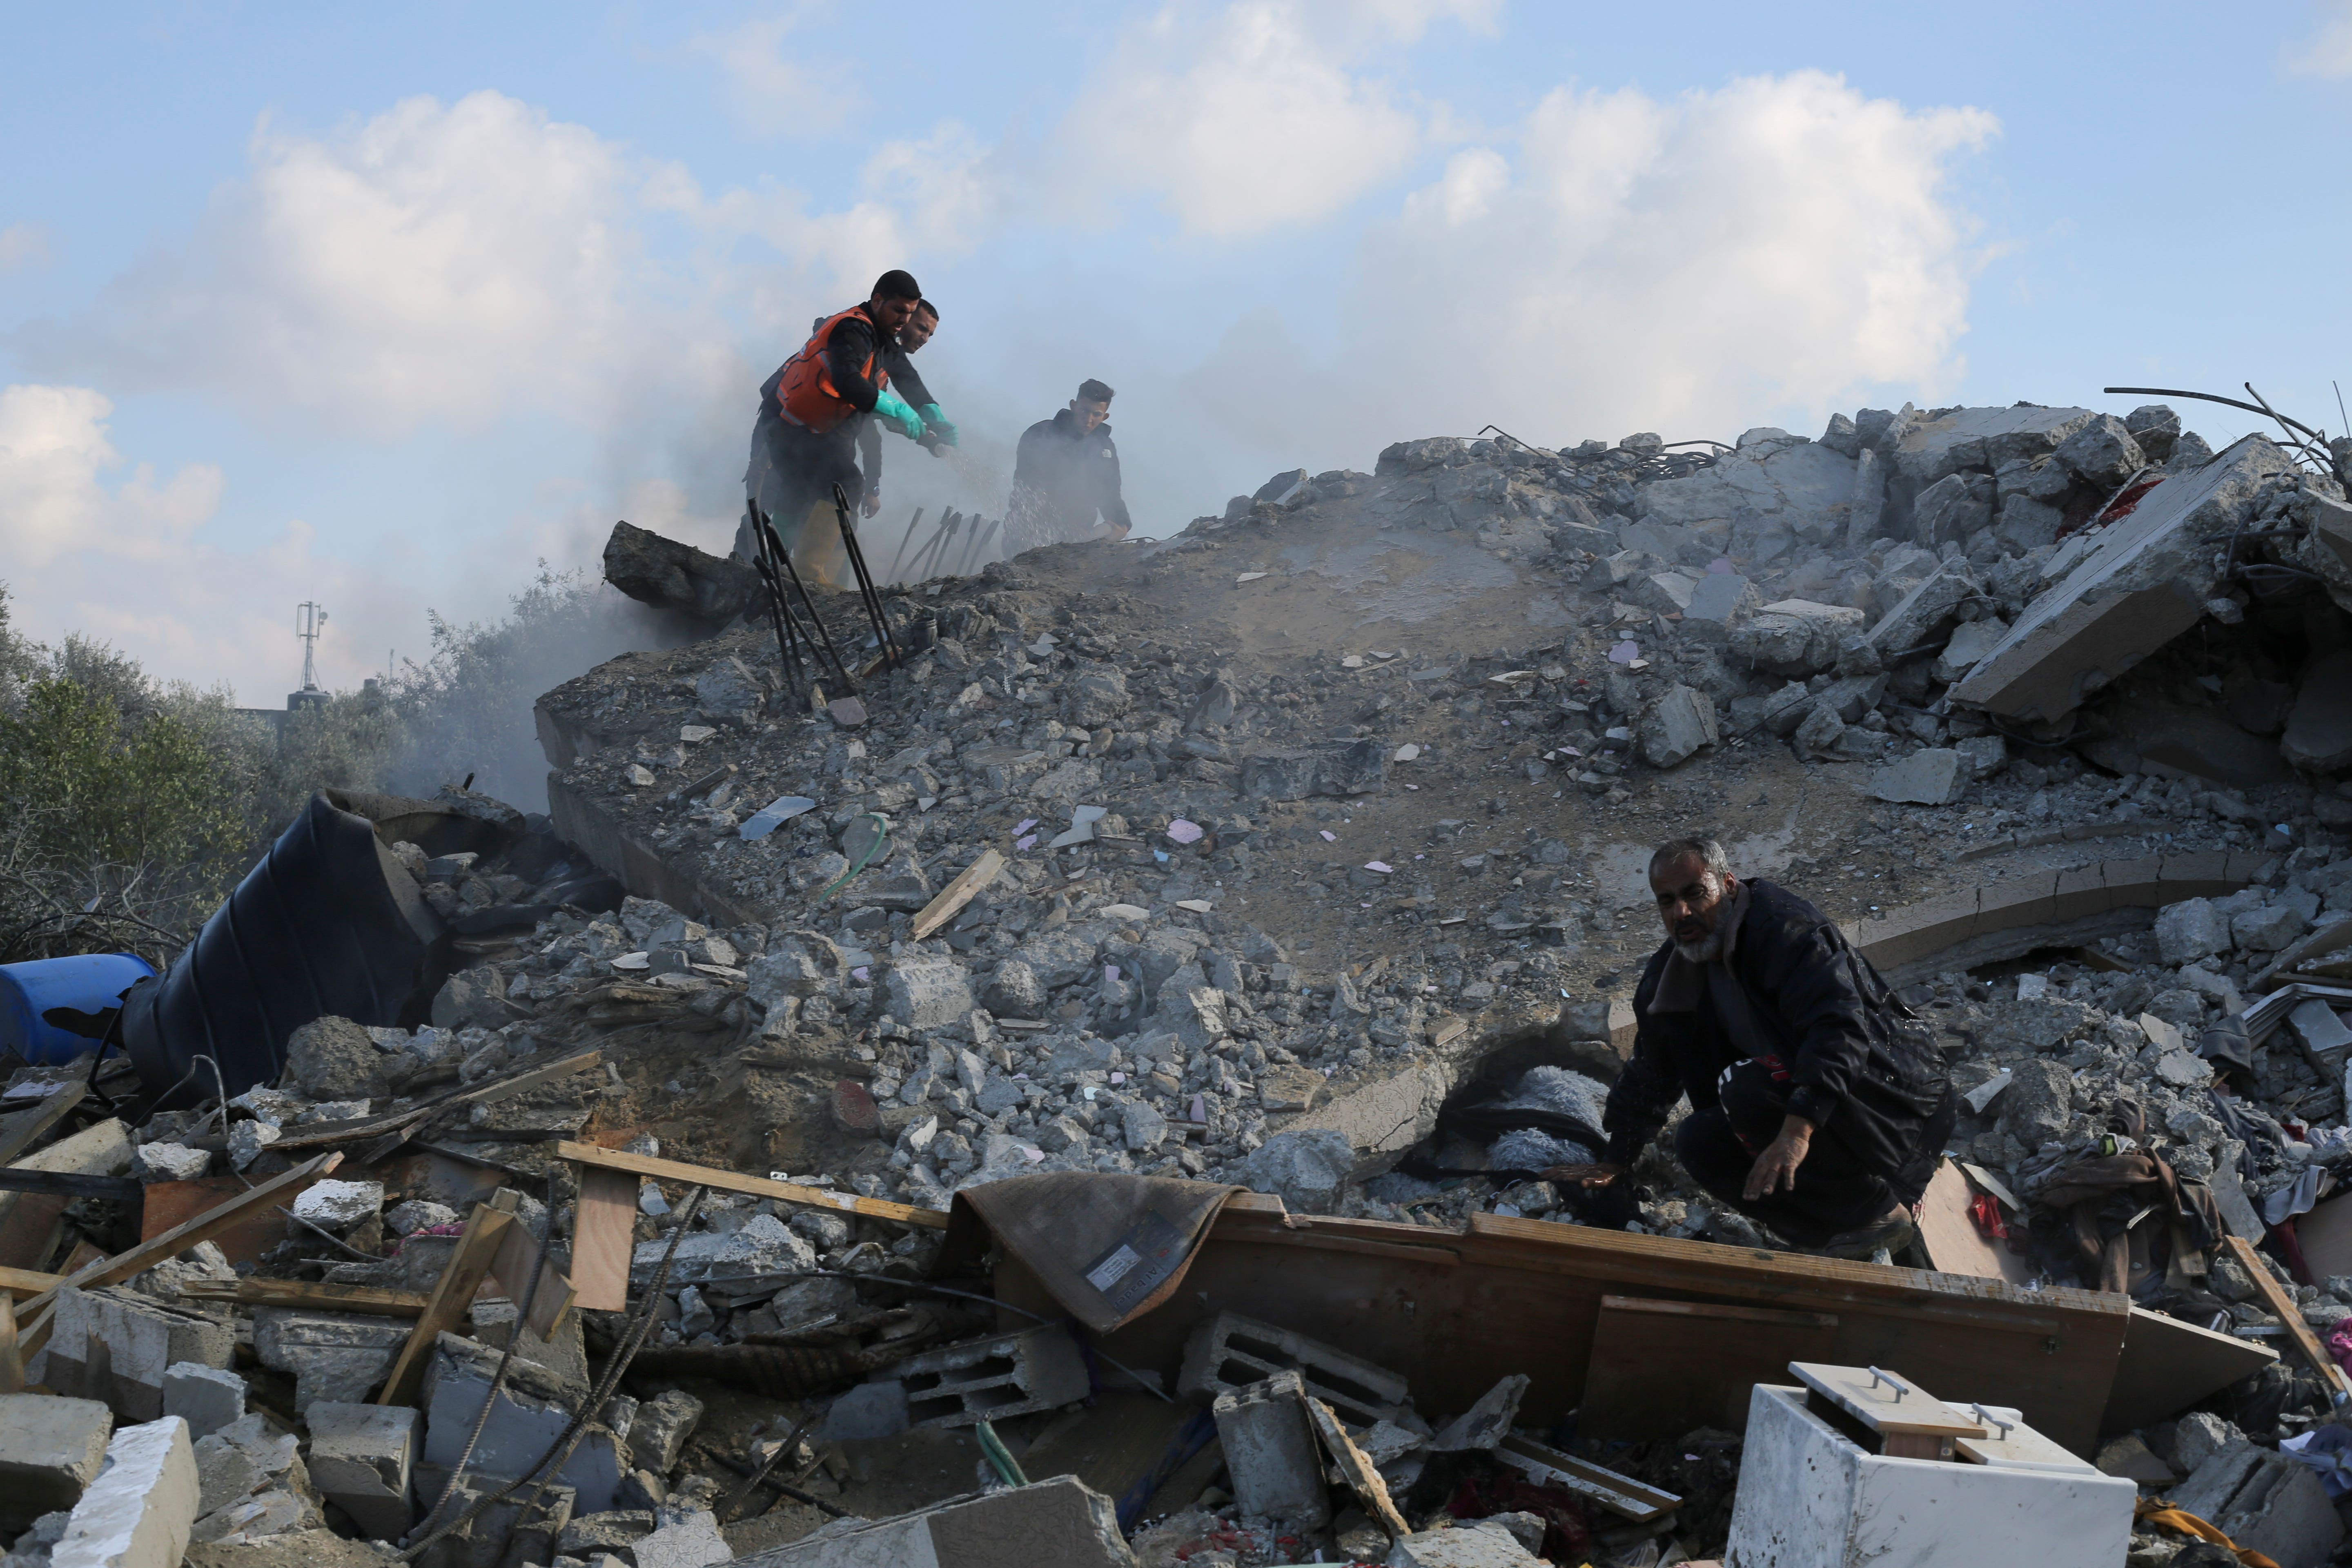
5,1,2352,704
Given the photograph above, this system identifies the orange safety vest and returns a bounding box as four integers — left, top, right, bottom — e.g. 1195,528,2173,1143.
775,305,889,434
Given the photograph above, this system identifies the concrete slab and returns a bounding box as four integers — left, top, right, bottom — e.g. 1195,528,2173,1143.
1950,435,2291,722
52,1417,200,1568
0,1392,114,1530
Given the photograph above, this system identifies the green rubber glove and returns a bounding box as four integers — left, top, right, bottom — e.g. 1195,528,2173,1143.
873,388,927,441
918,403,960,447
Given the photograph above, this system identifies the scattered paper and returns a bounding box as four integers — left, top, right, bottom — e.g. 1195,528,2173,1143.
1608,641,1641,664
1342,654,1365,668
1015,817,1039,835
1100,903,1151,921
1016,834,1038,850
1320,829,1337,842
1364,861,1392,873
1393,744,1420,762
1175,899,1214,913
851,966,871,982
679,725,716,743
1166,818,1205,844
1236,572,1268,583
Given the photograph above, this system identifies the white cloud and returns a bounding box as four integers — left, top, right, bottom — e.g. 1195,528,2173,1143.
684,10,861,135
1059,1,1477,237
32,92,654,436
1176,71,1996,465
2286,1,2352,76
0,384,221,568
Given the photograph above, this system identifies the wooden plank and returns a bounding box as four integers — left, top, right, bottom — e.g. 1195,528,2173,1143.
1916,1161,2038,1287
140,1172,340,1267
173,1278,430,1317
1790,1362,1987,1440
1579,1294,1839,1439
16,1152,343,1360
555,1141,949,1229
490,1220,577,1341
571,1166,636,1313
0,1265,63,1299
1495,1433,1678,1522
2222,1234,2352,1402
0,1082,87,1165
377,1195,517,1406
0,1295,19,1394
0,1169,142,1202
2102,1306,2279,1435
910,849,1005,940
1302,1394,1408,1540
996,1199,2132,1459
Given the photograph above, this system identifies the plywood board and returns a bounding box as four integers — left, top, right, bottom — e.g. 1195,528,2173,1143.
1579,1295,1840,1439
1917,1160,2038,1286
489,1219,576,1340
571,1165,637,1313
2101,1305,2278,1434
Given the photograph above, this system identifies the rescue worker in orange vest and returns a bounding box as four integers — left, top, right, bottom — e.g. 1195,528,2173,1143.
737,270,930,584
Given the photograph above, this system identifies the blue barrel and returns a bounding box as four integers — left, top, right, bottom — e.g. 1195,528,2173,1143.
0,953,158,1065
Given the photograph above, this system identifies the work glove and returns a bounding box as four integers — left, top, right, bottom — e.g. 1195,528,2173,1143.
873,389,927,442
918,403,960,448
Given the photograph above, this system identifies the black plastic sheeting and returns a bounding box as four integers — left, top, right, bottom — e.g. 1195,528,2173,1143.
121,791,452,1106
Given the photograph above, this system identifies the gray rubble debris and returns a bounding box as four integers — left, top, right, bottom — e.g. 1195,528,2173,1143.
1868,748,1968,806
50,1417,200,1568
304,1401,418,1541
1212,1371,1330,1529
0,1393,114,1532
1237,1128,1356,1214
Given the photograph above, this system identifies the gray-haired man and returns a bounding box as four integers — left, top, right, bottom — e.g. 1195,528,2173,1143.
1561,837,1955,1257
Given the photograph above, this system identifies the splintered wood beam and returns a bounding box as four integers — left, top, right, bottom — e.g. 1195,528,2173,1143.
490,1219,577,1341
555,1141,948,1230
376,1192,519,1407
910,849,1006,940
173,1278,431,1317
570,1166,636,1314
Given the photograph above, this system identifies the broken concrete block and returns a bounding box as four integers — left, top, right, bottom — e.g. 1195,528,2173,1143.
430,967,516,1032
289,1180,383,1233
421,1332,623,1512
1933,617,2007,684
736,1476,1129,1566
1385,1528,1546,1567
161,1363,245,1441
632,1507,731,1568
2094,1434,2175,1485
2168,1442,2343,1568
1179,1310,1412,1428
36,1288,236,1422
2168,1412,2245,1474
2155,899,2230,966
1238,737,1388,801
1628,570,1696,617
626,1389,703,1477
1430,1374,1529,1452
1237,1128,1356,1215
1866,557,1978,658
0,1392,114,1531
305,1401,417,1541
251,1309,412,1414
52,1417,200,1568
1910,472,1995,548
2232,900,2307,953
1953,734,2006,779
692,656,764,724
2290,998,2352,1058
2052,413,2147,489
1950,434,2291,723
131,1143,210,1183
897,1325,1089,1428
1869,748,1969,806
1212,1371,1329,1529
1682,571,1757,624
1637,685,1717,769
2283,648,2352,772
1730,600,1862,677
557,1510,656,1561
882,957,977,1031
280,1016,401,1101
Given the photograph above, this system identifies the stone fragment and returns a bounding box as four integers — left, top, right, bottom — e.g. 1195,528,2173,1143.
1866,558,1977,657
37,1289,236,1422
1997,1059,2073,1146
0,1393,113,1531
691,656,764,724
1730,600,1863,677
227,1120,280,1172
1791,702,1844,759
626,1390,703,1478
2168,1442,2343,1568
290,1180,383,1233
883,957,977,1030
1239,738,1387,801
2052,413,2147,489
429,967,514,1032
745,931,849,1008
304,1401,417,1542
1386,1527,1547,1566
51,1417,200,1568
633,1509,731,1568
251,1309,412,1414
814,1382,911,1443
2232,900,2307,953
131,1143,210,1183
161,1364,245,1441
1430,1374,1530,1452
421,1333,624,1511
2169,1412,2245,1474
1910,472,1994,547
385,1199,459,1236
2155,899,2229,966
1637,685,1717,769
1869,748,1969,806
1682,572,1757,624
602,522,762,624
1212,1371,1328,1528
1123,1101,1169,1152
1239,1129,1356,1214
980,959,1047,1018
279,1016,399,1101
1933,618,2007,684
1062,668,1131,726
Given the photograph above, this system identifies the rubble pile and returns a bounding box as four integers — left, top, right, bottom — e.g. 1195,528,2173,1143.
23,394,2352,1566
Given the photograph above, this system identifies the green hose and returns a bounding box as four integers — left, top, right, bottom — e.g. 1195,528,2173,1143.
974,1419,1029,1488
818,812,891,902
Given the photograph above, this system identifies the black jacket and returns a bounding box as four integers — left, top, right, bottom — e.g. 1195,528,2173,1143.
1011,409,1132,538
1602,879,1950,1183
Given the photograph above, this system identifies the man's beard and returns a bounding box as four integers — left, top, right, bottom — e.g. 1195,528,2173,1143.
1674,930,1724,963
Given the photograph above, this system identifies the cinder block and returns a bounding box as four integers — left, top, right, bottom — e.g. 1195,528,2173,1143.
161,1361,245,1440
252,1307,413,1413
1178,1310,1412,1427
51,1417,200,1568
895,1324,1090,1428
37,1289,234,1421
735,1474,1131,1566
0,1392,114,1531
306,1400,419,1541
1212,1371,1329,1528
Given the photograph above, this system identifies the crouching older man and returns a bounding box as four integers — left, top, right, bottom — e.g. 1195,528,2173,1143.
1565,837,1956,1258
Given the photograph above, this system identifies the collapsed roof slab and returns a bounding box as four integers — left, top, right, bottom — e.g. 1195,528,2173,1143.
1949,435,2292,724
